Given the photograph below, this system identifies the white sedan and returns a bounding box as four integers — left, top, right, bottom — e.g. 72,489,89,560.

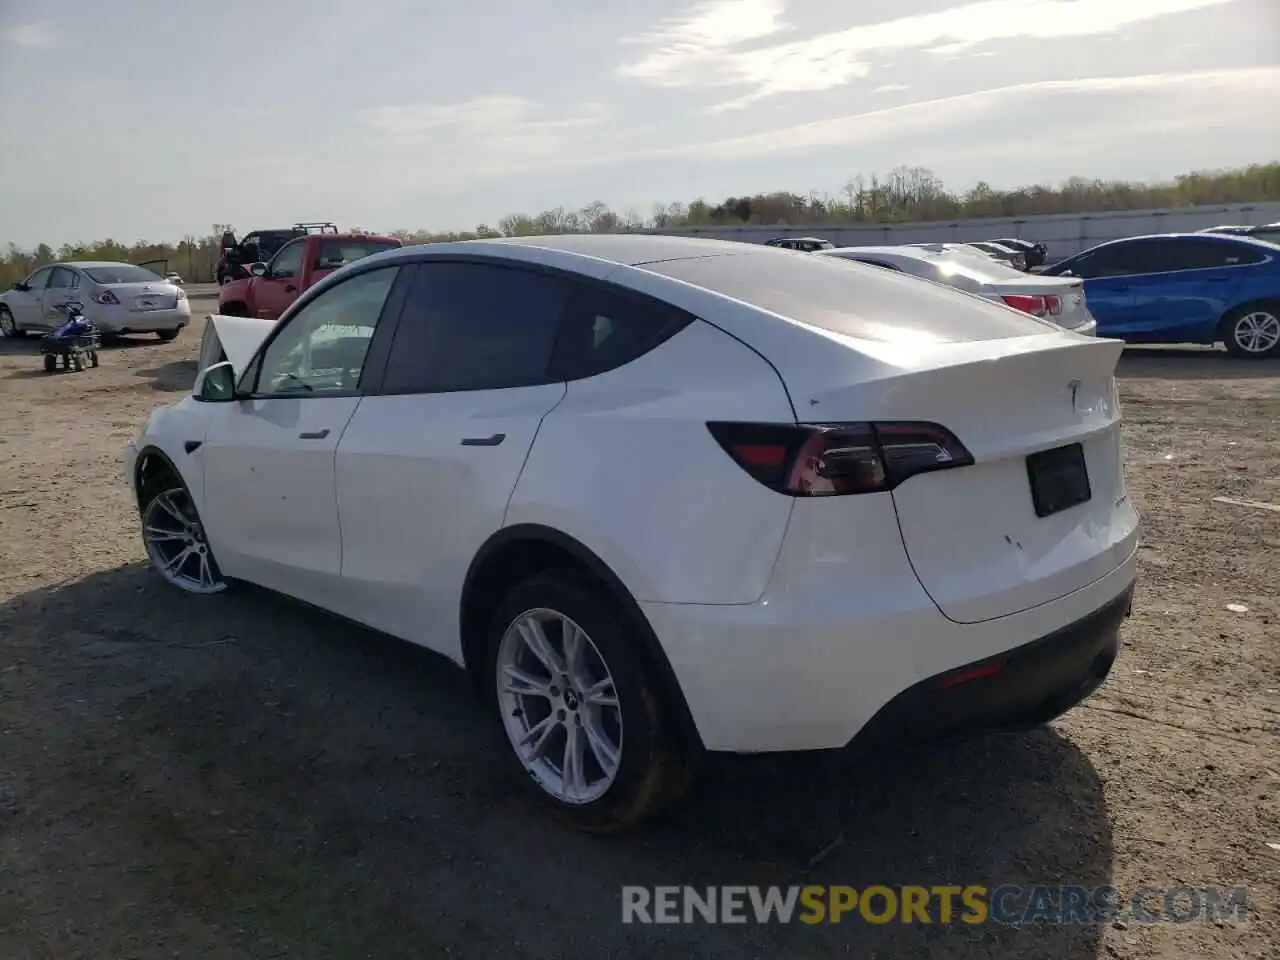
0,261,191,340
822,244,1098,336
124,235,1139,831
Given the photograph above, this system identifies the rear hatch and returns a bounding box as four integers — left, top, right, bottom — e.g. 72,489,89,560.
869,335,1134,622
639,251,1139,624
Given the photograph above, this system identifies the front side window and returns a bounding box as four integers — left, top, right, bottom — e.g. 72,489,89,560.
269,240,305,278
1051,241,1153,279
23,267,54,291
47,267,79,289
254,266,399,396
380,262,572,394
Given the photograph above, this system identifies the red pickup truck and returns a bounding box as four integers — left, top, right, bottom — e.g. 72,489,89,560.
218,231,403,321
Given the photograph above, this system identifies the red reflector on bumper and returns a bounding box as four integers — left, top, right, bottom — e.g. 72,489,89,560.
933,659,1006,690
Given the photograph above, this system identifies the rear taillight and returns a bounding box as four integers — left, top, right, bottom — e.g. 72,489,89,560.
1001,294,1046,316
706,421,974,496
175,288,187,300
1000,293,1063,318
92,290,120,305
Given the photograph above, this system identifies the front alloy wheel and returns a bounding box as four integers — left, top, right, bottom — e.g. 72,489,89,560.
1225,306,1280,358
0,307,18,338
141,485,226,594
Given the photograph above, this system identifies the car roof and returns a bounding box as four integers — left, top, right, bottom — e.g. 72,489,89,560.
55,261,138,269
361,232,769,268
1087,231,1279,248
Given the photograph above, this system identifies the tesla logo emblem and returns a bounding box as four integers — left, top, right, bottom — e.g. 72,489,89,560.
1068,379,1082,410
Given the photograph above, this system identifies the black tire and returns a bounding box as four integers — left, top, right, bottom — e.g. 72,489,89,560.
43,354,56,373
484,571,695,832
1221,301,1280,359
0,306,22,339
156,329,179,342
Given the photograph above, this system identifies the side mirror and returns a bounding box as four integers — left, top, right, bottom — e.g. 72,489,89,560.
194,361,239,402
12,282,28,292
249,262,267,278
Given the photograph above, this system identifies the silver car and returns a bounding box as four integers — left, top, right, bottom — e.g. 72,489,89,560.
821,245,1098,335
0,261,191,341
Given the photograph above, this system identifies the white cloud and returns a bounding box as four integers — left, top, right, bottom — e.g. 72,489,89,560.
2,22,56,47
615,0,790,87
657,67,1280,159
617,0,1242,110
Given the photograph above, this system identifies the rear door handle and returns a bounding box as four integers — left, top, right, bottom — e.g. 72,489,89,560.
461,433,506,447
299,429,331,440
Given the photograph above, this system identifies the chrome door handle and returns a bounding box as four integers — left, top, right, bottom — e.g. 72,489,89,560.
461,433,506,447
299,429,330,440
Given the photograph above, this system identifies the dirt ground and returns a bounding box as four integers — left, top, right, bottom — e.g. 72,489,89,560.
0,294,1277,959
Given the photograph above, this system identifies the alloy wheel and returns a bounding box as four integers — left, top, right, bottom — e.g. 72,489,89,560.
1232,310,1280,355
496,608,623,805
141,486,226,594
0,309,14,337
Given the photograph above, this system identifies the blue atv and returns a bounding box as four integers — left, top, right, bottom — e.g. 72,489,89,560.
40,301,100,373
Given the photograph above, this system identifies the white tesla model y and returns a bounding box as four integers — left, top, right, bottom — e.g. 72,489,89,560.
125,235,1139,831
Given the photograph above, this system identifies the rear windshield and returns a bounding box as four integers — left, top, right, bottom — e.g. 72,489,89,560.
314,240,399,270
646,252,1051,342
83,264,164,284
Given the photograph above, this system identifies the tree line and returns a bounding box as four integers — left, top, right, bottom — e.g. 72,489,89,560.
3,162,1277,288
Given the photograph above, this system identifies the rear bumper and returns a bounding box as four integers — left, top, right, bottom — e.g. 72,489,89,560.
641,529,1139,754
97,307,190,334
846,583,1131,757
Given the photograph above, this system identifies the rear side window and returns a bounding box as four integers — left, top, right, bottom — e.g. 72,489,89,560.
551,284,695,381
1163,238,1265,269
314,240,399,270
647,252,1049,342
380,262,572,393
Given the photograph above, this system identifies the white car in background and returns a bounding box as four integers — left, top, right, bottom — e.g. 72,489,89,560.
125,235,1137,831
822,245,1098,336
0,261,191,341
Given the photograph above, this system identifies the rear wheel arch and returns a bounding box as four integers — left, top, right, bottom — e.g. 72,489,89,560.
459,523,704,751
1219,297,1280,357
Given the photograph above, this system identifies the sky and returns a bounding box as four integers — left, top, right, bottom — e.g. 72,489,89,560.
0,0,1277,247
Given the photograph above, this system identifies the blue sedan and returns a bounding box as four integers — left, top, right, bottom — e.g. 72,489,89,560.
1040,233,1280,358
